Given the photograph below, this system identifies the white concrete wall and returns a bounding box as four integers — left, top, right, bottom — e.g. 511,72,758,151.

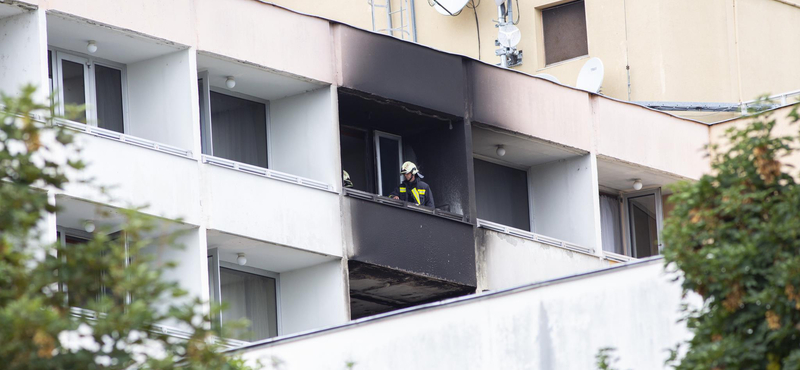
279,260,348,335
476,229,610,292
529,155,598,249
63,134,202,225
142,227,208,303
241,259,695,370
204,165,343,258
270,86,339,187
0,9,48,101
126,49,196,150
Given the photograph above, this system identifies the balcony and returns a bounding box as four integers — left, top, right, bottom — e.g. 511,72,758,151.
197,52,342,256
338,90,476,319
471,124,607,290
344,191,476,319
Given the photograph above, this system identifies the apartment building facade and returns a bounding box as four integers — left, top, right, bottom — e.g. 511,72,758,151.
270,0,800,123
1,0,794,358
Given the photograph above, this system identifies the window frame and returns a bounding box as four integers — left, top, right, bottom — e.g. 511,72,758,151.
206,248,282,340
49,47,129,132
373,130,404,196
621,187,663,258
196,72,272,169
56,226,131,307
537,0,590,68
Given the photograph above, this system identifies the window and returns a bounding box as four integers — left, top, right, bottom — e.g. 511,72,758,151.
207,249,280,342
374,131,403,196
198,73,269,168
57,228,129,309
340,126,373,192
49,48,126,132
542,0,588,65
473,158,531,231
621,188,663,258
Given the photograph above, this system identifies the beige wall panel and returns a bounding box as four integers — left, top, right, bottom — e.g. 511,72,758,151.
44,0,196,46
710,105,800,177
195,0,334,84
737,0,800,100
262,0,372,31
624,0,737,102
470,62,593,151
594,97,710,179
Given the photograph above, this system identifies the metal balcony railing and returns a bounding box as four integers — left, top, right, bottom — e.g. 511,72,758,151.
476,219,596,256
344,188,468,223
56,119,193,159
202,155,336,193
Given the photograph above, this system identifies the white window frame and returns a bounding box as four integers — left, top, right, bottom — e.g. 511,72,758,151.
373,130,403,196
197,72,272,169
49,47,129,132
622,187,663,258
206,248,282,340
56,226,131,306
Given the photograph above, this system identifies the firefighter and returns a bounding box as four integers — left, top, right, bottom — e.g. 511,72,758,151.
343,170,354,188
390,161,434,208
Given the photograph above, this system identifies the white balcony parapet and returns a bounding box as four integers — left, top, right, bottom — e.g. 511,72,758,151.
201,155,336,193
69,307,248,350
56,119,194,159
602,250,635,263
476,218,596,256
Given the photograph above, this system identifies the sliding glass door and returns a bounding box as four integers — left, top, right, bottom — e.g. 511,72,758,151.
623,189,663,258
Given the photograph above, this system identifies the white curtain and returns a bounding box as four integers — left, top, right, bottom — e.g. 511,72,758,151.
599,194,623,254
220,268,278,341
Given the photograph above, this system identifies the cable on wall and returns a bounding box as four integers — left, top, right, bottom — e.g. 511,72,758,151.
467,0,481,59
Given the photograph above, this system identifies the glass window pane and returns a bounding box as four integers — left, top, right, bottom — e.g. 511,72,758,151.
95,65,124,133
220,268,278,341
210,92,268,167
378,136,400,196
340,126,371,192
628,194,659,258
61,60,87,123
473,159,530,231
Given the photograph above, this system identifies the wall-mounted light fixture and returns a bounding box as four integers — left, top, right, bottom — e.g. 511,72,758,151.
237,253,247,266
226,76,236,89
633,179,643,191
496,145,506,157
87,40,98,53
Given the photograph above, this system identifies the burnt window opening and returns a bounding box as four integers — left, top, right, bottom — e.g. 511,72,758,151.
542,0,588,65
337,91,470,216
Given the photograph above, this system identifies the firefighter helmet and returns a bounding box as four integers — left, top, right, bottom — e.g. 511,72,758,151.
343,170,353,188
400,161,419,175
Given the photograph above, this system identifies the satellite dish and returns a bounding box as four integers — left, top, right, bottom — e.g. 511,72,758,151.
534,73,560,84
498,24,521,48
576,57,604,93
432,0,470,15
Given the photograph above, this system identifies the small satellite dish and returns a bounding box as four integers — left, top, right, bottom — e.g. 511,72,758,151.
576,57,604,93
498,24,521,48
534,73,560,84
432,0,470,15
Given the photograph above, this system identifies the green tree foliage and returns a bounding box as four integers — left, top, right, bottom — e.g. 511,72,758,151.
0,86,258,369
663,102,800,369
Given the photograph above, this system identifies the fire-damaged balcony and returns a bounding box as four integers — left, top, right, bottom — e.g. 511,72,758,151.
338,89,476,319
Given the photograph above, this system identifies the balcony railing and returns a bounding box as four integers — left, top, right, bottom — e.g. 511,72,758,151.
344,188,467,223
201,155,335,193
57,119,193,158
476,219,595,256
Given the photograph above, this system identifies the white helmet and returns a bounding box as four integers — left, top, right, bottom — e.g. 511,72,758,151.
400,161,423,178
400,161,418,175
